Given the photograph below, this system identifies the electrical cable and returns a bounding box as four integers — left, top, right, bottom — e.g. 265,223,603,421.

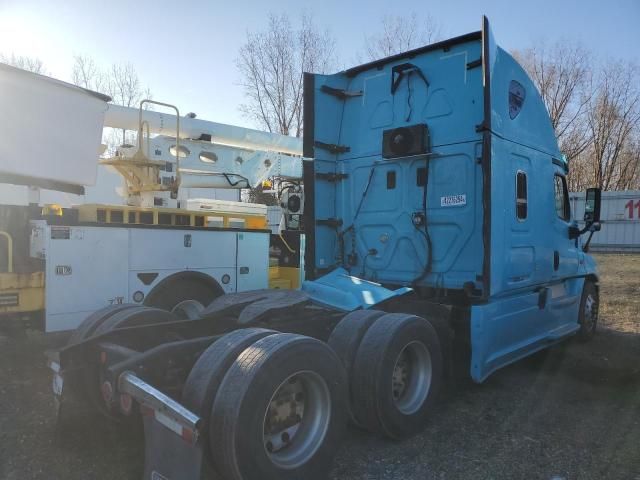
360,248,378,278
352,165,377,221
221,172,250,187
279,232,296,254
361,252,371,277
411,156,433,286
338,163,378,270
406,71,413,122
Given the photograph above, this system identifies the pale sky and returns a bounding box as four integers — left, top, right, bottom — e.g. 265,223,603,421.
1,0,638,129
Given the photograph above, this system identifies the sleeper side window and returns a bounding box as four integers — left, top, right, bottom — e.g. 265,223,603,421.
516,171,527,220
554,174,570,221
509,80,526,119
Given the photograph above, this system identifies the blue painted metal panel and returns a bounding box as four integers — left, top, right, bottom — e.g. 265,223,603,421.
306,34,485,291
301,268,411,311
303,17,600,382
470,276,584,382
489,47,562,159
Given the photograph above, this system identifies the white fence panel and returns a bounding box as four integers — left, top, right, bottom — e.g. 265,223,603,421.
570,190,640,253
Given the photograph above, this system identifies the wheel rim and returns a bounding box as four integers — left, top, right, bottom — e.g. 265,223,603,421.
391,341,432,415
171,300,204,320
262,370,331,469
583,293,598,332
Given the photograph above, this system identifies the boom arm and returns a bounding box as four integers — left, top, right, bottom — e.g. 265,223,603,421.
104,104,302,157
102,103,304,203
115,135,303,189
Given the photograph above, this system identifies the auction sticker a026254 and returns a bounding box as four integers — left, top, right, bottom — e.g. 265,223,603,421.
440,194,466,207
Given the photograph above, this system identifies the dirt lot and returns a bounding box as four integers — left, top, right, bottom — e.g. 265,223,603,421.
1,254,639,479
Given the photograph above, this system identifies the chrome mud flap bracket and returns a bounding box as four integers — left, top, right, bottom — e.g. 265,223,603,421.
117,372,205,480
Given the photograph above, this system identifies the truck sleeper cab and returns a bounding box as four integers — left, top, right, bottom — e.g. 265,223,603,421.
48,18,601,480
302,17,600,381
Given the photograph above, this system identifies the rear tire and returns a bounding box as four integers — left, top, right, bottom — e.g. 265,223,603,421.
577,281,599,341
68,304,138,345
209,333,348,480
171,299,205,320
328,309,385,425
58,304,142,428
182,328,278,463
83,307,177,415
92,307,176,336
352,313,443,439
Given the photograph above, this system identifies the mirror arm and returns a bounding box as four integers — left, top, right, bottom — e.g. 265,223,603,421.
581,222,601,253
583,231,595,253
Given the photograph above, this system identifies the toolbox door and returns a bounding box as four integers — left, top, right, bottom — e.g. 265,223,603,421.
45,225,129,332
236,232,269,292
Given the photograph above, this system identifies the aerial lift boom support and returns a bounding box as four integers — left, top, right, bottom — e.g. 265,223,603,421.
101,101,303,205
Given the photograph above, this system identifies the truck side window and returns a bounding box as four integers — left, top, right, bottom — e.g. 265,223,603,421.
387,170,396,189
516,171,527,220
554,174,570,221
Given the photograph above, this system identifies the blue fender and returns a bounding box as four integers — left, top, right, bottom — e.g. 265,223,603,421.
301,268,411,311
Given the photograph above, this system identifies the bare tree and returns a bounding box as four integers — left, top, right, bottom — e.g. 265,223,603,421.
363,13,442,61
1,53,48,74
583,62,640,191
615,137,640,190
107,64,146,108
513,42,592,161
107,63,153,145
71,56,152,150
237,13,336,138
514,42,640,192
72,55,107,92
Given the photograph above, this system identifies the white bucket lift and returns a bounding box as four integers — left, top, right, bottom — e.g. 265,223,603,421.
0,63,110,194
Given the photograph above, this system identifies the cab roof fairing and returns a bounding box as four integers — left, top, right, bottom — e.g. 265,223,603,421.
487,46,562,160
329,23,562,163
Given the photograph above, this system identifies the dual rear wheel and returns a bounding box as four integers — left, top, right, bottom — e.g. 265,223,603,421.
329,310,443,439
182,329,348,480
183,311,443,479
71,306,442,479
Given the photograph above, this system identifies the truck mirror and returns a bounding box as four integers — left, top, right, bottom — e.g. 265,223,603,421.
584,187,601,224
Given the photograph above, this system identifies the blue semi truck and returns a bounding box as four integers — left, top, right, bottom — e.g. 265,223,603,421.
49,17,602,480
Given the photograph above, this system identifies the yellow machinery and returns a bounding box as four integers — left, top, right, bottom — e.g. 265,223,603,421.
76,204,267,230
269,266,301,290
0,230,45,316
268,231,303,290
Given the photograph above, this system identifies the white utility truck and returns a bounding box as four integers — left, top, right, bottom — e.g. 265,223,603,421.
0,63,303,331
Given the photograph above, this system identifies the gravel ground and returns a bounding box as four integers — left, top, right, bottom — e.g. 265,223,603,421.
1,254,639,480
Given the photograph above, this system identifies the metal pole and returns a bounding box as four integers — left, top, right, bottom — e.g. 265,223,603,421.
0,231,13,273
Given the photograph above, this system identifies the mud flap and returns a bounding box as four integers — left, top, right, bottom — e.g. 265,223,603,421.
49,360,97,433
142,414,205,480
